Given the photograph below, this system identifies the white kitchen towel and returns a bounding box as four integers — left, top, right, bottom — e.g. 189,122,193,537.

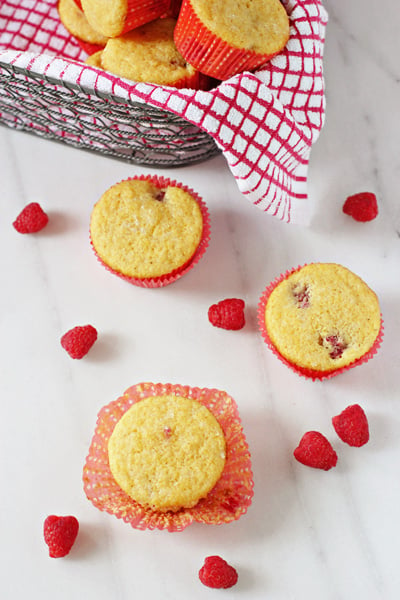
0,0,328,223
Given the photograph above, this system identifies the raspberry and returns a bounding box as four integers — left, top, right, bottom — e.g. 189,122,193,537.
332,404,369,447
208,298,245,330
13,202,49,233
61,325,98,359
342,192,378,222
199,556,238,589
293,431,338,470
43,515,79,558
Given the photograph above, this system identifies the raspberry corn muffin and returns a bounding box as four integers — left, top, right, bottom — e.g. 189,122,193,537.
58,0,108,46
81,0,170,37
89,175,210,287
108,394,227,512
83,382,254,531
101,17,207,89
258,263,383,379
174,0,290,80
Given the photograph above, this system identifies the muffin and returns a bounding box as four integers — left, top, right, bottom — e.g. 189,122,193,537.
174,0,290,80
58,0,108,47
101,17,209,89
83,382,254,531
81,0,170,38
84,49,103,67
258,263,383,380
89,175,210,287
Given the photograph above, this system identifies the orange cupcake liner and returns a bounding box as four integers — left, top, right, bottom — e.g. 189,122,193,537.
89,174,211,288
120,0,171,35
82,382,254,532
174,0,276,80
257,264,384,381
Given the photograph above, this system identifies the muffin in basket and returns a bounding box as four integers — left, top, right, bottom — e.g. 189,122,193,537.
89,174,210,287
81,0,171,37
258,263,383,380
58,0,108,49
174,0,290,80
83,382,254,531
100,17,209,89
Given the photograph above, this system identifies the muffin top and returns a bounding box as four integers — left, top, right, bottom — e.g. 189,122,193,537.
81,0,128,38
264,263,381,372
189,0,290,55
101,18,198,85
108,394,226,511
90,178,203,279
58,0,108,45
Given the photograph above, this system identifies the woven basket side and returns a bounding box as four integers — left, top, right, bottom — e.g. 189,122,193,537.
0,60,220,167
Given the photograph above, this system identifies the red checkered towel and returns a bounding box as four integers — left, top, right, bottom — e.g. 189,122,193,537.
0,0,328,223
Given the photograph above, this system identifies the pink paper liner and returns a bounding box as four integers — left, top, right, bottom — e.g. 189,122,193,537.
83,382,254,532
89,174,210,288
120,0,171,35
257,264,384,381
174,0,286,81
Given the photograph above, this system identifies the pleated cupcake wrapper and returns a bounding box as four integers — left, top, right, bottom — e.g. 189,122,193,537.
90,174,211,288
174,0,277,81
162,0,183,19
119,0,171,36
257,264,384,381
82,382,254,532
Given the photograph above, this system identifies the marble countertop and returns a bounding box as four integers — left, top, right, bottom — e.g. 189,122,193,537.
1,0,400,598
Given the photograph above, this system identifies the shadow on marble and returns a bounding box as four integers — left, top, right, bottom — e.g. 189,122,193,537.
41,210,81,236
68,521,108,561
84,332,123,363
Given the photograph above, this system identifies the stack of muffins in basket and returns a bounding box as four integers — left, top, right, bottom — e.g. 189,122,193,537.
58,0,290,88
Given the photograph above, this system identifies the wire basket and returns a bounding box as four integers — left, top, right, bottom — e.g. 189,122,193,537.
0,58,220,167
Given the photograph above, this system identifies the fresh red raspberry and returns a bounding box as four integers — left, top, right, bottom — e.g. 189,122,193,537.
208,298,245,330
342,192,378,222
294,431,338,470
199,556,238,589
61,325,98,359
13,202,49,233
43,515,79,558
332,404,369,447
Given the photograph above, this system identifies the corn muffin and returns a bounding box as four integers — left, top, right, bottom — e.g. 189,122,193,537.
84,49,103,67
101,17,208,89
174,0,290,80
258,263,383,380
83,382,254,531
58,0,108,46
81,0,170,38
108,395,226,512
89,175,210,287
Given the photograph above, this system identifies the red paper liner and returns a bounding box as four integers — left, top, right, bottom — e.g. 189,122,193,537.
120,0,171,35
174,0,280,80
161,0,183,19
72,0,82,9
76,39,105,56
257,264,384,381
90,174,210,288
83,382,254,532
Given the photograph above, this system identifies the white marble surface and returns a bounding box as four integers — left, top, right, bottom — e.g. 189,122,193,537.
1,1,400,598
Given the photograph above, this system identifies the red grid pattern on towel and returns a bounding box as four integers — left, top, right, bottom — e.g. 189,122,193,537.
0,0,328,223
0,0,84,59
